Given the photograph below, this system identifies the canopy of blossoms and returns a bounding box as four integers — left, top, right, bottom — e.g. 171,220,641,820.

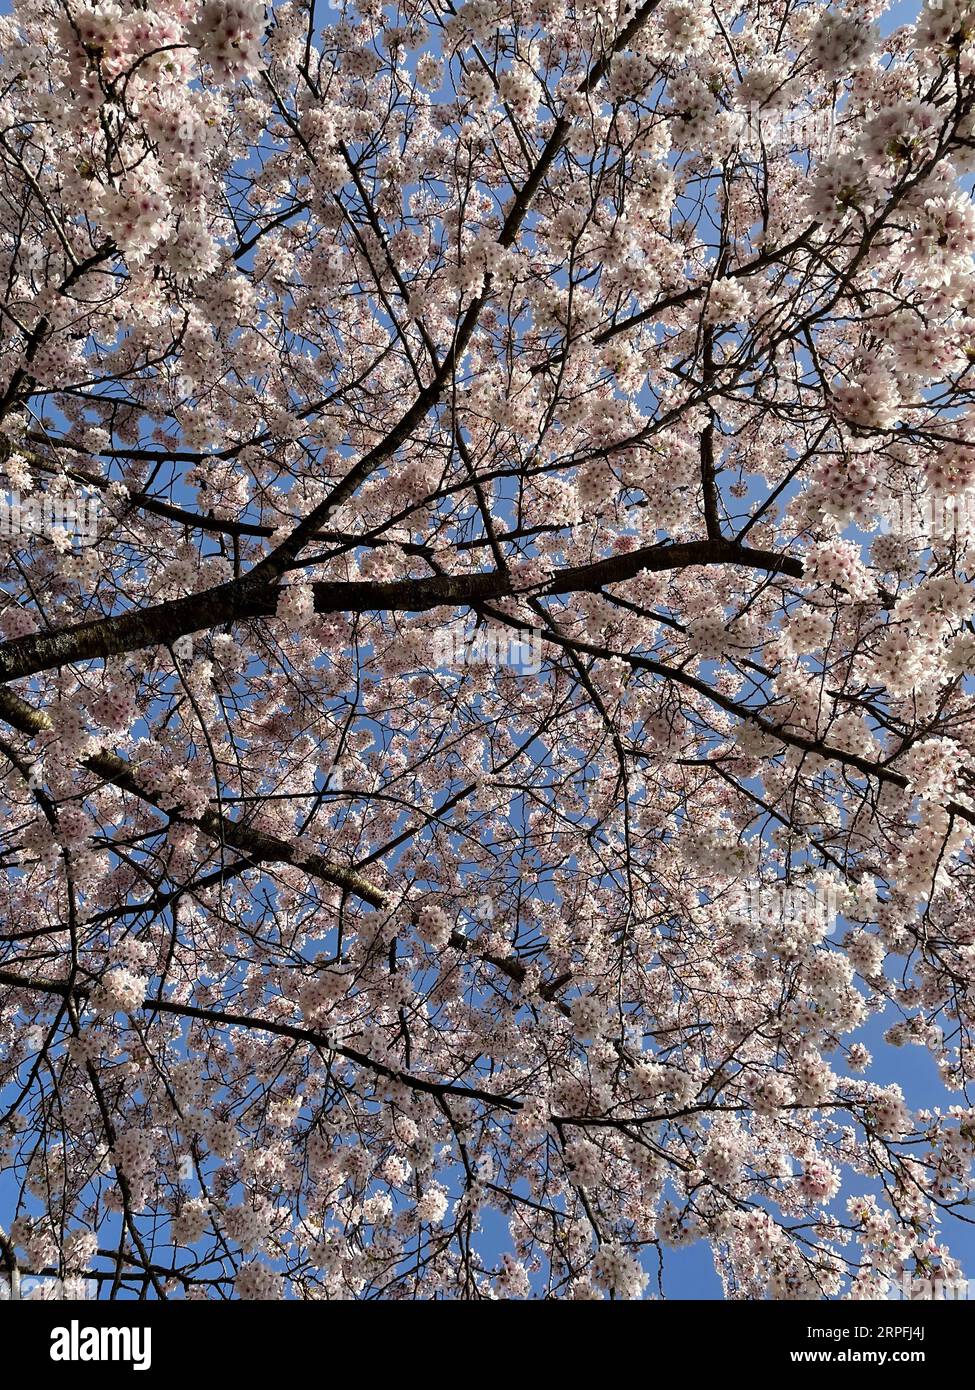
2,0,975,1301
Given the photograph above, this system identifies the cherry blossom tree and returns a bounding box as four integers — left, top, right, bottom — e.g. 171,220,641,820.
3,0,975,1302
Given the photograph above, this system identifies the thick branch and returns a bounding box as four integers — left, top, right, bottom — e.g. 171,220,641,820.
0,539,803,683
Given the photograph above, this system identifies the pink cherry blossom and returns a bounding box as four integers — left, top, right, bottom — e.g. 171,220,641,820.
0,0,974,1305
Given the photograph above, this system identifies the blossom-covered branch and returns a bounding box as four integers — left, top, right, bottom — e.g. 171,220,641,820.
3,0,975,1304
